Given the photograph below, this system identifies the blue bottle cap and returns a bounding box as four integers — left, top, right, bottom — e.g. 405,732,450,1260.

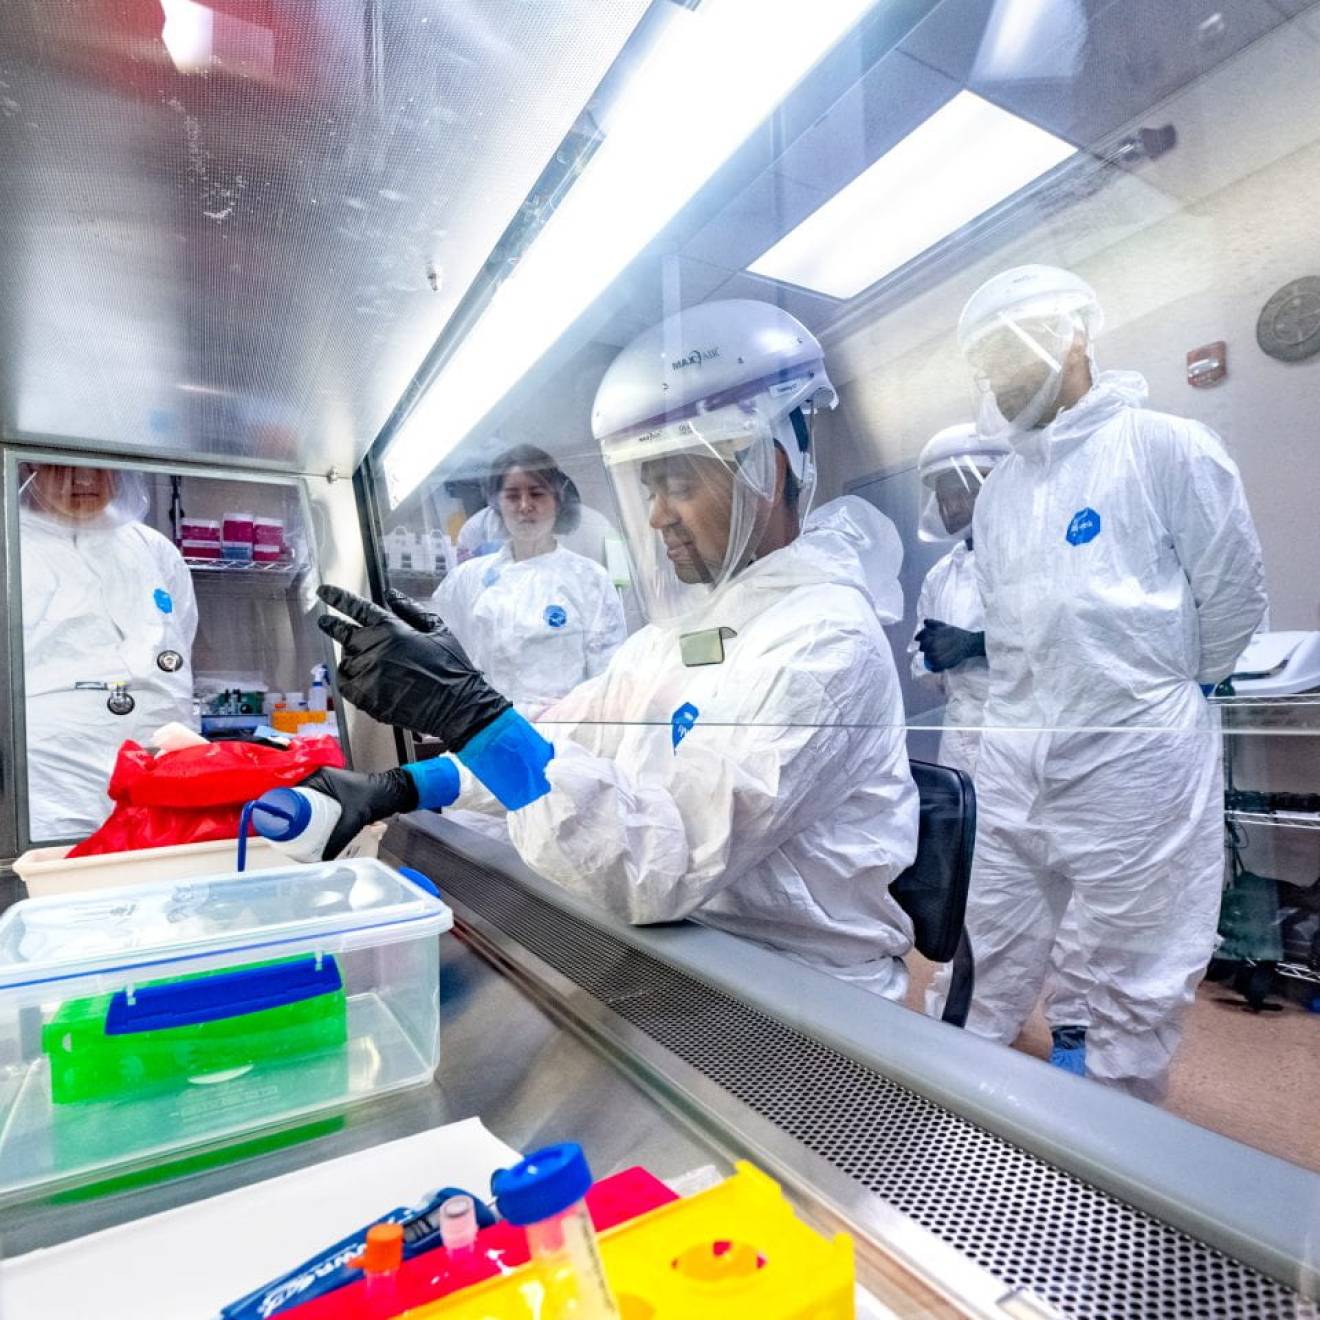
491,1143,592,1226
250,787,312,843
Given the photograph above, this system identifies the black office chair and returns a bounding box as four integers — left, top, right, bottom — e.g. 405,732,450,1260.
890,760,977,1027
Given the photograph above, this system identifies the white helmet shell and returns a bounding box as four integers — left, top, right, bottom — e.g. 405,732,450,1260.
592,300,836,627
591,299,836,483
918,423,1012,489
957,264,1103,354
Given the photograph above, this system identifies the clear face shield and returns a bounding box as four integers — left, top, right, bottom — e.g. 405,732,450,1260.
918,456,996,543
602,395,810,627
965,312,1081,437
19,464,149,530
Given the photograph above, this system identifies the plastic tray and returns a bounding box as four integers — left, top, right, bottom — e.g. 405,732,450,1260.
13,836,284,899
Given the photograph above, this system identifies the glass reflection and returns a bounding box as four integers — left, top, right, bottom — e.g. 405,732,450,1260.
20,464,198,842
18,465,336,846
939,265,1267,1102
356,0,1320,1174
428,445,627,717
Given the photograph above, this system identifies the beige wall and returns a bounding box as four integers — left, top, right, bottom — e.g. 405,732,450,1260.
822,20,1320,629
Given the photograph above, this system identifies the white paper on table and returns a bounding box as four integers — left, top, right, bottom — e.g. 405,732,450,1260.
0,1116,521,1320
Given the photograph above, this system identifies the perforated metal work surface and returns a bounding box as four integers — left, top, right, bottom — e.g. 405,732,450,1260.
433,850,1316,1320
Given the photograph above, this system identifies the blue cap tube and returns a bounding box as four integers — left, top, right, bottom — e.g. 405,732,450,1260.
491,1142,593,1226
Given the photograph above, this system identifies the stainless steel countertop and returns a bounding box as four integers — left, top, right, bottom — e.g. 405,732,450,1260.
0,926,718,1259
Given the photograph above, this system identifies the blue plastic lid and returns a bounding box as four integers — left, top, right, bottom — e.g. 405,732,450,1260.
491,1143,592,1225
251,787,312,843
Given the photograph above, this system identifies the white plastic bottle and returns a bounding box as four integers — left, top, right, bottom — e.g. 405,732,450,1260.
309,664,329,713
250,786,342,863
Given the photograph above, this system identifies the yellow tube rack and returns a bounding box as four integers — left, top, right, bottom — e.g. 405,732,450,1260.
405,1161,854,1319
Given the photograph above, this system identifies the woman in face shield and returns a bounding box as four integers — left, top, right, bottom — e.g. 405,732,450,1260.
309,300,920,999
429,445,627,716
19,463,199,841
948,264,1268,1102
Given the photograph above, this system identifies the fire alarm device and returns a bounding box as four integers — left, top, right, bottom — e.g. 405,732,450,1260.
1187,341,1227,387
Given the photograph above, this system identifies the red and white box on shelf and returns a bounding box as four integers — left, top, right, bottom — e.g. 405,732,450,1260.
222,511,255,544
253,516,286,562
180,539,221,560
178,518,220,544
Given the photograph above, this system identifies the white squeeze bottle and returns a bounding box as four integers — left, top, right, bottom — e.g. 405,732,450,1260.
250,786,341,863
309,664,329,713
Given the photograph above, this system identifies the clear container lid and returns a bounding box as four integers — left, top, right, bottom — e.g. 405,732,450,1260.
0,858,451,1005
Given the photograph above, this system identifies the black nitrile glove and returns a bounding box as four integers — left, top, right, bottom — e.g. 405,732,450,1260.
316,584,510,749
301,765,419,860
915,618,986,674
384,587,444,634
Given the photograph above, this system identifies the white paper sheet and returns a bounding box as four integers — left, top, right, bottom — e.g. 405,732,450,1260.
0,1116,521,1320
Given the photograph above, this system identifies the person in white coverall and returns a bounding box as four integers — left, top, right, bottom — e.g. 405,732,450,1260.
908,423,1009,778
312,299,920,998
912,425,1092,1073
431,444,627,716
951,265,1267,1101
20,464,198,841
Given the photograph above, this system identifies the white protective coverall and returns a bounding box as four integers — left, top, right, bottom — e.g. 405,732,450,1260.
964,371,1267,1099
908,541,988,777
915,540,1090,1029
431,543,627,716
21,512,199,840
448,496,919,998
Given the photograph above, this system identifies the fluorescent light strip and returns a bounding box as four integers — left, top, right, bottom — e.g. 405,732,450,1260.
381,0,882,507
748,91,1075,300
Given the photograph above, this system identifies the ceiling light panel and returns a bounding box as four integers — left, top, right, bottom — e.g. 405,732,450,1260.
748,91,1076,299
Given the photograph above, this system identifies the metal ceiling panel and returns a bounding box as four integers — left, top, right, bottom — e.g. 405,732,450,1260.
772,50,960,197
706,269,842,331
587,252,735,350
680,171,832,273
0,0,650,472
896,0,1118,86
899,0,1286,147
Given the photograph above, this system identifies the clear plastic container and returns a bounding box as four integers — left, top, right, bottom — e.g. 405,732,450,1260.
0,859,451,1199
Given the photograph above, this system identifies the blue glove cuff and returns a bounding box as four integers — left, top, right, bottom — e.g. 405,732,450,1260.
457,708,554,810
1200,683,1215,697
404,756,461,810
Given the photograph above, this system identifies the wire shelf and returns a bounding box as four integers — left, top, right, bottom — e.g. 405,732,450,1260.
184,556,303,588
1225,810,1320,832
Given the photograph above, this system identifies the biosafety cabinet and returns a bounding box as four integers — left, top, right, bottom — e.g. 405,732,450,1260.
1,2,1320,1318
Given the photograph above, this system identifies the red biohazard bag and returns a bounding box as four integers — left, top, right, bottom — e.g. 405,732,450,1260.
68,736,347,858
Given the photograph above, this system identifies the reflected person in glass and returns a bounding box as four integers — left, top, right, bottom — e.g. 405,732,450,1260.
942,265,1267,1101
428,445,627,717
910,424,1090,1074
19,464,198,841
313,299,919,999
